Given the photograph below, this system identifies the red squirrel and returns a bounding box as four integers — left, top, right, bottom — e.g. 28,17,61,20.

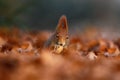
44,15,69,53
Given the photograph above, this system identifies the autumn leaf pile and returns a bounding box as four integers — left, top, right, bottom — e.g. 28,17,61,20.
0,27,120,80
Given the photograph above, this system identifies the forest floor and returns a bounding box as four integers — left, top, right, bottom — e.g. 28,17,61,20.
0,27,120,80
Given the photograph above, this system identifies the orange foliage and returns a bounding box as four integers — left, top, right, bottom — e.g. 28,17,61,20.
0,28,119,80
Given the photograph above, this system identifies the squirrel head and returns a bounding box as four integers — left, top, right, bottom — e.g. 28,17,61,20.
54,15,69,47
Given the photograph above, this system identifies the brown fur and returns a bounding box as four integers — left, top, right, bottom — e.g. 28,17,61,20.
44,15,69,53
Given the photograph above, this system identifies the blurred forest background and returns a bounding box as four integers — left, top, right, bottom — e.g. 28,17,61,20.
0,0,120,30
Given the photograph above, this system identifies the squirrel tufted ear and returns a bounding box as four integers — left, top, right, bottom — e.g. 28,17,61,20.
56,15,68,32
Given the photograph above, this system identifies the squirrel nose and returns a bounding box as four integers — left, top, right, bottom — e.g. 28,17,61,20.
57,42,65,46
60,43,63,46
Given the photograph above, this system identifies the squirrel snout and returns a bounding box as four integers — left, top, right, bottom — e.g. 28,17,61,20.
59,43,64,46
56,42,65,46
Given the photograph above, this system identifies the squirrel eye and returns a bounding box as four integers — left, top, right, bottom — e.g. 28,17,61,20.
66,36,69,39
56,35,59,38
